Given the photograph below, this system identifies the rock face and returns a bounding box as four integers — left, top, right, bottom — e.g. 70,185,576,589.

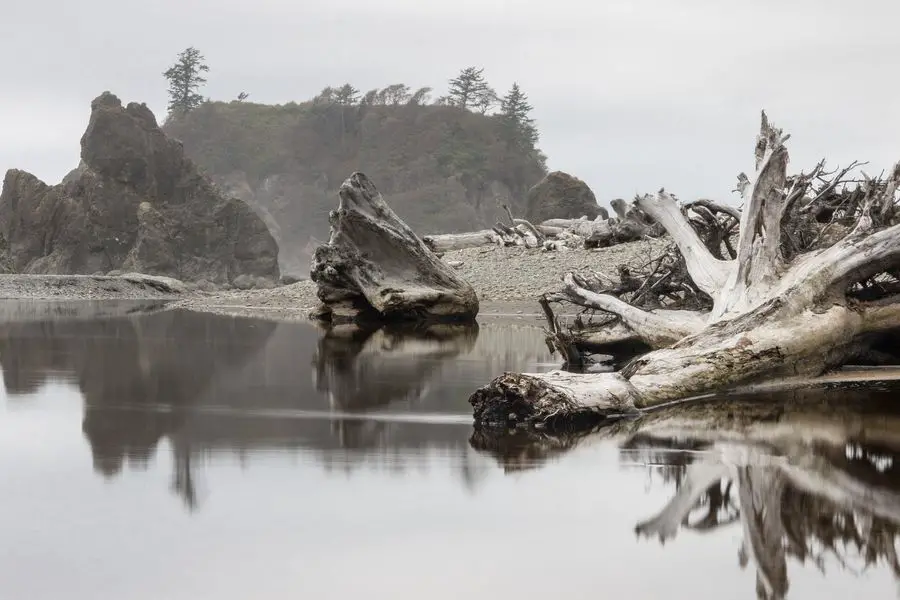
525,171,605,223
0,92,279,284
310,172,479,324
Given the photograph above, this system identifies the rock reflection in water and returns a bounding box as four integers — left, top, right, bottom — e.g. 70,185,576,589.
0,308,554,509
0,308,278,508
473,384,900,600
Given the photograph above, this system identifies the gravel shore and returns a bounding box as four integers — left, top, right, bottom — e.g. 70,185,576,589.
175,237,668,318
0,238,668,320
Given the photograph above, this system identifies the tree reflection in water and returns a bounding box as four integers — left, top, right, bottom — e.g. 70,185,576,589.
474,386,900,600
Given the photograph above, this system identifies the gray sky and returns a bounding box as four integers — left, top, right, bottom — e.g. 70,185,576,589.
3,0,898,204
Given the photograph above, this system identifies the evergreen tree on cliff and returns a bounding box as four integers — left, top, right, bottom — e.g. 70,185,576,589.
334,84,360,105
448,67,495,111
163,47,209,115
499,83,539,150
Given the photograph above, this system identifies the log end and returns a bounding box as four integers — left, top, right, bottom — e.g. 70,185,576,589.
468,370,641,430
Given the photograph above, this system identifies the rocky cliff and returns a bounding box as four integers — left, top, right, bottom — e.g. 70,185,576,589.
163,100,549,276
525,171,606,223
0,92,279,285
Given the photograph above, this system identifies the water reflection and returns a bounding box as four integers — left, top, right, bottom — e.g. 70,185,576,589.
0,307,554,508
313,322,479,412
474,386,900,600
6,306,900,598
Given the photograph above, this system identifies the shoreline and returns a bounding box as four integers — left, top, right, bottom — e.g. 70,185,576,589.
0,238,666,325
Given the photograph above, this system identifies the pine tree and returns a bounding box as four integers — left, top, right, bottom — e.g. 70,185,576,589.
334,84,360,105
447,67,492,110
163,47,209,114
499,82,539,149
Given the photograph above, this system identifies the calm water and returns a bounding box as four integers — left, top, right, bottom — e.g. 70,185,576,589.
2,304,900,600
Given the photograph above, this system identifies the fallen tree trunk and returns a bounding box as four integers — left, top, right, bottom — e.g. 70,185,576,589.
470,112,900,428
423,211,661,254
310,172,479,324
422,230,500,252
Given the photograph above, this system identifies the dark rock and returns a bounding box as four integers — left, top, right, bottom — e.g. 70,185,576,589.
0,92,279,284
525,171,603,223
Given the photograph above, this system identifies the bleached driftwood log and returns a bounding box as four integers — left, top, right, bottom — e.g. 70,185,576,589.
422,230,501,252
537,212,662,248
423,210,659,254
422,216,543,252
310,172,479,324
470,112,900,428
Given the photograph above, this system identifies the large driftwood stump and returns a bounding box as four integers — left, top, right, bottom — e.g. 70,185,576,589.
310,172,479,323
470,112,900,429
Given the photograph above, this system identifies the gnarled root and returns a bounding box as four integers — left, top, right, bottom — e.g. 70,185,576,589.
469,371,641,429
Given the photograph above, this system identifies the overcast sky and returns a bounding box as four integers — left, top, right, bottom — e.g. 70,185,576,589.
3,0,898,204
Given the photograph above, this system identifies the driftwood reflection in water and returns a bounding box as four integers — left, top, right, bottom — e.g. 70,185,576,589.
473,384,900,599
312,322,479,412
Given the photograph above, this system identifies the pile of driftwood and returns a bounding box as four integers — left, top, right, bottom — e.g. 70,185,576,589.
422,204,664,254
308,110,900,436
470,111,900,429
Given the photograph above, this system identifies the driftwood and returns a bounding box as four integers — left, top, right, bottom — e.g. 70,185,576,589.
422,230,500,252
422,208,544,252
310,172,479,324
424,209,662,255
470,111,900,429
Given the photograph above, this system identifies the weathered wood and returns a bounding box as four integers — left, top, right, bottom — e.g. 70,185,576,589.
539,217,611,238
422,230,499,252
636,190,730,295
470,111,900,429
538,295,584,368
503,204,546,244
310,172,479,324
469,371,642,428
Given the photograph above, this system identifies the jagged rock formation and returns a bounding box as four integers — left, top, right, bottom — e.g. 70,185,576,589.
0,92,279,285
525,171,607,223
310,172,479,323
